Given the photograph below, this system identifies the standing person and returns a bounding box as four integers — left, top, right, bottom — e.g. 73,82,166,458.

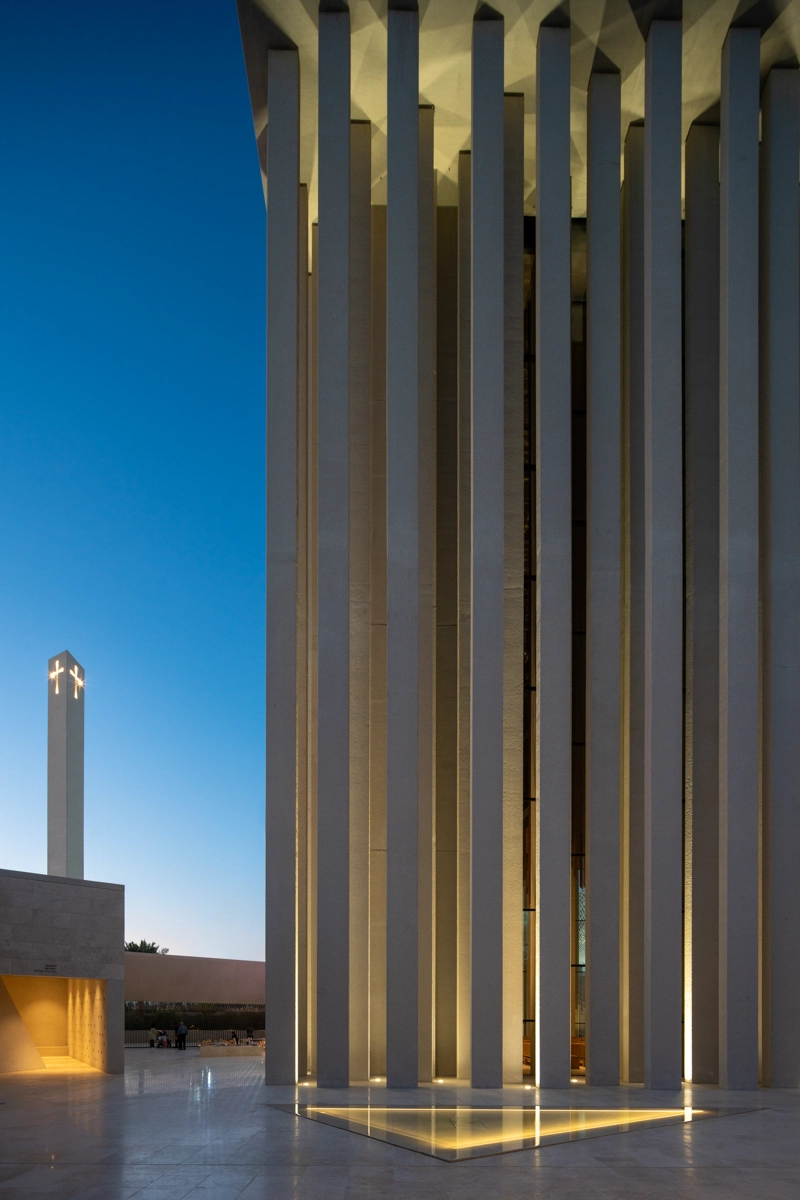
230,1030,239,1045
149,1025,158,1048
246,1026,254,1043
176,1022,188,1051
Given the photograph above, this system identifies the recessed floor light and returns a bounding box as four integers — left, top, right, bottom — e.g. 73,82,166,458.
277,1104,750,1162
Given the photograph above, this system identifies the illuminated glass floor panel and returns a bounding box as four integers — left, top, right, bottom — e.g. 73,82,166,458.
277,1104,756,1161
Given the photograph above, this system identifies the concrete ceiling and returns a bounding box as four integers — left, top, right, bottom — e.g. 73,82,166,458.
236,0,800,222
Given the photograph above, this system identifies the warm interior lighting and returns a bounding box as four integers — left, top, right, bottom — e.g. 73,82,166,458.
41,1056,100,1075
49,661,64,694
297,1106,698,1160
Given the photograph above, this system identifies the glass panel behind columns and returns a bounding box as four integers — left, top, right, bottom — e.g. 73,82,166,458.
571,225,588,1078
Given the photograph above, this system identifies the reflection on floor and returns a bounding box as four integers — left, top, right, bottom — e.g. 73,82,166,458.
39,1056,101,1075
0,1051,795,1199
286,1104,754,1161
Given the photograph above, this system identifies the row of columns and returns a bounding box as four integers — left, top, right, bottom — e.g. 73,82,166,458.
264,8,800,1089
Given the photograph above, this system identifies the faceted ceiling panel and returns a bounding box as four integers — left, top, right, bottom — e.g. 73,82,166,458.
237,0,800,219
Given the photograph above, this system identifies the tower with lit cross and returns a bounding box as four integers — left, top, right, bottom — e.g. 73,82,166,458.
47,651,85,878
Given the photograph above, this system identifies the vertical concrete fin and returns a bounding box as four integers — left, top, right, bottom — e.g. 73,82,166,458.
718,26,760,1092
684,120,720,1086
264,46,300,1086
385,3,420,1088
642,19,683,1091
316,5,351,1088
585,69,622,1087
470,8,505,1090
759,66,800,1089
503,90,525,1086
535,21,572,1091
349,118,372,1086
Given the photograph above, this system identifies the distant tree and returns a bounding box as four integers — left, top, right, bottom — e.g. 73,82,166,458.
159,948,170,954
124,939,160,953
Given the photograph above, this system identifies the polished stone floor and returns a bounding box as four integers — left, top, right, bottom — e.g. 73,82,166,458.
0,1050,797,1198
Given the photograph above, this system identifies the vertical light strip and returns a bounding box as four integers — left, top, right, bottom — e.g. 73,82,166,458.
297,182,309,1082
307,221,320,1077
456,150,472,1083
417,102,437,1085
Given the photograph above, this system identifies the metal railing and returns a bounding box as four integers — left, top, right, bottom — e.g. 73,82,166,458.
125,1029,265,1048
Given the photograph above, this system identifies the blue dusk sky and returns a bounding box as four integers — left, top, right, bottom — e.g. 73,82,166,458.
0,1,268,959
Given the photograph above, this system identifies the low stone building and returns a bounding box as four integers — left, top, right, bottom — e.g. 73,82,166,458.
0,868,124,1074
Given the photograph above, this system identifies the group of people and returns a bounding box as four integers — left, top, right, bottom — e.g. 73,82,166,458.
148,1023,189,1049
147,1025,256,1049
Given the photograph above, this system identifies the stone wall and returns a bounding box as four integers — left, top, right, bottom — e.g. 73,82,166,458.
67,978,123,1072
0,868,124,981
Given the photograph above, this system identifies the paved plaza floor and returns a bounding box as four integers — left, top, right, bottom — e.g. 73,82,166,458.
0,1049,797,1198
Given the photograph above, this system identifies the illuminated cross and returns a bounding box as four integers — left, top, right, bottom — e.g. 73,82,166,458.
69,664,85,699
49,660,65,695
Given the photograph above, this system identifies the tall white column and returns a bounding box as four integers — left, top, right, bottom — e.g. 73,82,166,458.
503,90,524,1086
643,20,683,1091
316,6,350,1088
621,123,645,1085
349,118,372,1085
264,47,299,1086
296,183,309,1080
417,102,436,1086
47,651,85,879
435,203,459,1078
759,67,800,1089
470,8,505,1090
369,205,388,1078
535,21,571,1090
385,0,419,1088
456,149,472,1083
718,27,760,1092
683,121,720,1086
585,70,621,1087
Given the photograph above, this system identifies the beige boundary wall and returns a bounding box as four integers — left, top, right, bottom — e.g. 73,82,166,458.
124,951,264,1004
